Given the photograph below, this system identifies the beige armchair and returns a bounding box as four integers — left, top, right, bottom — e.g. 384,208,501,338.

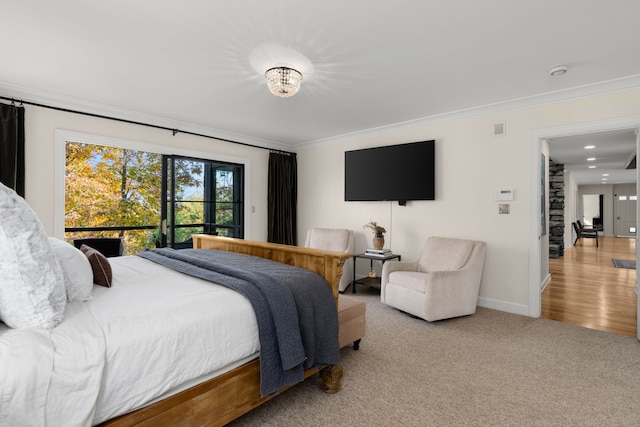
381,236,486,322
304,227,354,293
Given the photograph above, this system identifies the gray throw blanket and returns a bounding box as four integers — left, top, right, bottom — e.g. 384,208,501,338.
137,248,340,396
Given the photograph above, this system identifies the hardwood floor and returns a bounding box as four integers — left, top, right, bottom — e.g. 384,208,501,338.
542,236,637,337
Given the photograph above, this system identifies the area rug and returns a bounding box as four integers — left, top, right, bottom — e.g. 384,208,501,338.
612,258,636,269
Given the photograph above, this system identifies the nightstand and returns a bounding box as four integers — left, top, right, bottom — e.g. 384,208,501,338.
352,252,401,294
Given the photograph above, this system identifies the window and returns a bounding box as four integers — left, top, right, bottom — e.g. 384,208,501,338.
65,142,244,254
162,155,244,249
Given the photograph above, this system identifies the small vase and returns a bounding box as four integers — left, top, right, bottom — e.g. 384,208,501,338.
372,236,385,250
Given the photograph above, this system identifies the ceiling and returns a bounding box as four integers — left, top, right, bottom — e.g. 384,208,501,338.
548,130,637,186
1,1,640,167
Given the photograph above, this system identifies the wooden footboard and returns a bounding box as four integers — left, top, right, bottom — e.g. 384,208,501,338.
100,235,348,427
192,234,349,304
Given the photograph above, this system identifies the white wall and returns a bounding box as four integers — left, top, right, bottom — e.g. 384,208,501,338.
297,88,640,316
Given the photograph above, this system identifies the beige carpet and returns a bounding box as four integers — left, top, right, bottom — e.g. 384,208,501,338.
228,288,640,426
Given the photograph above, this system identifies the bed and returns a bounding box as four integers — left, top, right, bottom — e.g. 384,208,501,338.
0,186,349,427
100,235,349,426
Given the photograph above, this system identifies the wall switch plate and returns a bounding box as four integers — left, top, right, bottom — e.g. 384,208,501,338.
499,204,510,214
495,188,514,201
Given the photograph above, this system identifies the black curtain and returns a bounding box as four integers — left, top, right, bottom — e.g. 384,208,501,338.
0,103,25,197
268,151,297,245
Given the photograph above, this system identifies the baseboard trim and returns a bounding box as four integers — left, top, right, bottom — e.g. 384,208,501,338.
478,297,529,317
540,273,552,292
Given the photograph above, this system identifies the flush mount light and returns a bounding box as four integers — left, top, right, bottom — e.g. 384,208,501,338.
587,157,596,161
584,145,595,149
603,173,609,176
265,67,303,97
588,165,597,169
548,64,568,76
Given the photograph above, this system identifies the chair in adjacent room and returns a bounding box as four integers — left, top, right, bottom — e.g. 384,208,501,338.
304,227,354,293
573,221,598,247
577,219,597,232
380,236,487,322
73,237,124,257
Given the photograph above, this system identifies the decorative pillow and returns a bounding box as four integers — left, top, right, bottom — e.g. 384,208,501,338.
48,237,94,301
0,183,66,329
80,244,113,288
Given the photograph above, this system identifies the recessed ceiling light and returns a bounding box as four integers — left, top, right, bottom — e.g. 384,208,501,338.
587,157,596,161
602,173,609,176
548,64,568,76
584,145,595,149
588,165,596,169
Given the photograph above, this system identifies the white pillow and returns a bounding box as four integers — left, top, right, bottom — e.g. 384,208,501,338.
0,183,66,329
48,237,94,302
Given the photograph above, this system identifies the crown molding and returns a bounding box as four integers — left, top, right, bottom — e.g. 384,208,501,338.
3,75,640,153
299,74,640,150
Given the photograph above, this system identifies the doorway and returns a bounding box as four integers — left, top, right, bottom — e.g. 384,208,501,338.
161,155,244,248
582,194,603,230
528,117,640,339
613,189,637,237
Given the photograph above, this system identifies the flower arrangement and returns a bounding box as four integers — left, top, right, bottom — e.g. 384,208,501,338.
363,220,386,237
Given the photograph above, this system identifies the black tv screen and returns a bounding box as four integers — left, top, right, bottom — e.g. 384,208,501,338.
345,140,435,203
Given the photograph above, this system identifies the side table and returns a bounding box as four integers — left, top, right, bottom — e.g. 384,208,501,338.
352,253,401,294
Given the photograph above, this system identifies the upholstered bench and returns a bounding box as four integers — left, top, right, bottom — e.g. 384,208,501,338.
338,295,366,350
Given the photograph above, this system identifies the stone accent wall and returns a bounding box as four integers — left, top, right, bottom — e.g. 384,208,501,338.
549,160,564,258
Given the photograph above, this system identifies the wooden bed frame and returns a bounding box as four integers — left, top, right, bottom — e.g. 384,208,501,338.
100,235,350,427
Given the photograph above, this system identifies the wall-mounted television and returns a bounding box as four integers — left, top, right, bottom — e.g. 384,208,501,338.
344,140,435,205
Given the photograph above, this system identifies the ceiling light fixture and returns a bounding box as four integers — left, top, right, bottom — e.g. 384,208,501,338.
584,145,595,149
587,157,596,161
548,64,568,76
265,67,303,97
588,165,596,169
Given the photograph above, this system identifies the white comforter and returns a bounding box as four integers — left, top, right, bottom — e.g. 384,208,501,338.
0,256,260,426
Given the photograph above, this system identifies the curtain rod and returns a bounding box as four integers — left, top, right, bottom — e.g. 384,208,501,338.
269,149,296,156
0,96,294,155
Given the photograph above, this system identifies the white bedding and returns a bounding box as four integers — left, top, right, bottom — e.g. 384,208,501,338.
0,255,260,427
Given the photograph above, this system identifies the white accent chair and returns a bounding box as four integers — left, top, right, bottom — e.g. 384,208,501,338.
381,236,487,322
304,227,354,293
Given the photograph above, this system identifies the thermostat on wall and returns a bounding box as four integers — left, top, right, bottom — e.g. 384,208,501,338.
495,188,514,201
